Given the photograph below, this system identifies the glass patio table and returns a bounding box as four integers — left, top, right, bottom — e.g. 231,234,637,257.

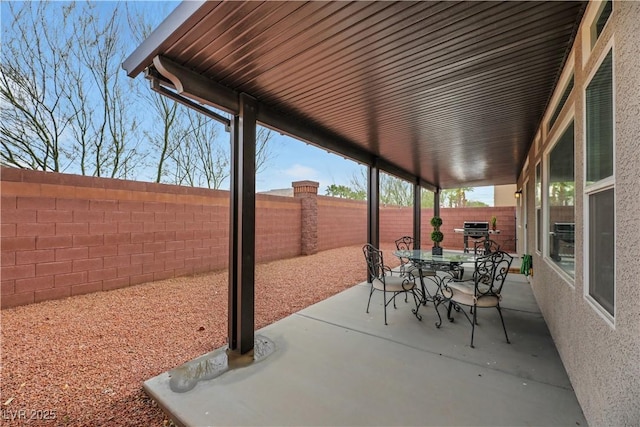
393,249,477,325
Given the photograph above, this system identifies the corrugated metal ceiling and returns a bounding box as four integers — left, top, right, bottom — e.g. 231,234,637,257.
124,0,585,190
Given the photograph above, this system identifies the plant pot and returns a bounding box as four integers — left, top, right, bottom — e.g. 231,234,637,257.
432,246,443,256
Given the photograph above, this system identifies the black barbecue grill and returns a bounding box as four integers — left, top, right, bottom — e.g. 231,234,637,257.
551,222,575,261
462,221,489,253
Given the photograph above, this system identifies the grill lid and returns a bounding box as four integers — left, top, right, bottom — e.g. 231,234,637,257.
463,222,489,230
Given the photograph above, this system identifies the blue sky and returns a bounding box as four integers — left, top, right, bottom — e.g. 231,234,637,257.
257,133,494,205
256,134,365,193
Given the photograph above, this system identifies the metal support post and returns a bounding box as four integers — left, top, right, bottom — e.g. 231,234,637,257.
228,93,257,355
413,180,421,249
367,161,380,249
367,162,380,283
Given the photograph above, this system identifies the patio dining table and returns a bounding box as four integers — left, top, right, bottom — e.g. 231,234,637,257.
393,249,477,326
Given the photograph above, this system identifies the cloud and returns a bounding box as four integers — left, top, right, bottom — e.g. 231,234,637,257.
283,164,319,179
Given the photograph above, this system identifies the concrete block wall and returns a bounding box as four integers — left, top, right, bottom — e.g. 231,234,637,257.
317,196,366,251
1,169,516,308
256,196,301,260
316,200,516,253
380,206,414,243
437,207,517,252
0,168,300,308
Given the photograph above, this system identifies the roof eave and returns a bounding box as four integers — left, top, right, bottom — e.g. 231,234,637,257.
122,0,211,77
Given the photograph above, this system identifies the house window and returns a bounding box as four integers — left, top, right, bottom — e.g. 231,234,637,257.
588,188,615,316
535,162,542,253
546,121,575,277
591,0,612,48
549,75,574,131
585,47,615,319
586,50,613,185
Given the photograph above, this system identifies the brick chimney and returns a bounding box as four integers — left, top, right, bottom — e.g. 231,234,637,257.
292,181,319,255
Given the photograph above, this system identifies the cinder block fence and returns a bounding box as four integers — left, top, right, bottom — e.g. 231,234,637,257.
1,168,514,308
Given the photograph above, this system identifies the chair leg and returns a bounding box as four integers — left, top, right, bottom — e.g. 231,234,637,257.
383,293,388,325
470,304,477,348
411,289,420,308
366,285,375,314
447,301,454,322
410,289,422,321
496,305,510,344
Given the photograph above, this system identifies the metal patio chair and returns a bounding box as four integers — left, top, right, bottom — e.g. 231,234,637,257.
441,250,513,348
394,236,439,304
455,239,501,282
363,244,420,325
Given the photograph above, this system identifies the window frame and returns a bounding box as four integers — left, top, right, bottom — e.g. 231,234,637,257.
546,52,575,134
590,0,613,48
581,0,614,66
584,186,616,320
583,41,616,325
543,113,576,284
522,176,530,255
535,160,542,255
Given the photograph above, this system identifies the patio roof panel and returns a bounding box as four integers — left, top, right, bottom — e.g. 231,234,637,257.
124,0,586,189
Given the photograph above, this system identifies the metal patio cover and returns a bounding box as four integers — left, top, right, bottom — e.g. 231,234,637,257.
124,0,585,191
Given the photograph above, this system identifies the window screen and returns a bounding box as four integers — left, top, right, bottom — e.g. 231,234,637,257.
592,0,612,45
548,122,575,277
549,76,574,131
586,50,613,184
588,188,615,315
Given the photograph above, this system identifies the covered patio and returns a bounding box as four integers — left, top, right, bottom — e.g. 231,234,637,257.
144,268,586,426
122,1,595,425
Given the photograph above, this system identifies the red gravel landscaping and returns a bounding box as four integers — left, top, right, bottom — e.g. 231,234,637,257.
0,244,400,426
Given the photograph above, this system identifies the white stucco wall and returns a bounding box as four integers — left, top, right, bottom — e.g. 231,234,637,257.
493,184,517,207
519,1,640,425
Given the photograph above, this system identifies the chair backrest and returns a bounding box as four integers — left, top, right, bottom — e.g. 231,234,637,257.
474,239,500,256
394,236,414,252
363,244,385,281
394,236,414,270
473,250,513,296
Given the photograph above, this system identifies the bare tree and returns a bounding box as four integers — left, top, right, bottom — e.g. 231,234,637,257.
0,2,76,171
162,111,275,189
127,5,274,189
2,1,275,187
189,112,229,189
166,113,273,189
142,92,179,183
69,2,142,178
255,126,274,175
380,174,413,206
350,169,413,206
0,1,143,178
441,188,473,207
127,5,179,183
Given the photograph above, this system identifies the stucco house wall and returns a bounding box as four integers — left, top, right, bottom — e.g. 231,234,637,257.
518,1,640,424
493,184,517,207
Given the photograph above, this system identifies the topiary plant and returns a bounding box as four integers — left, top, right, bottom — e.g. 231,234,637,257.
431,230,444,245
430,216,444,255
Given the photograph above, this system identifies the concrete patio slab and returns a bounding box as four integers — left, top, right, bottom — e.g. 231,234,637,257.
144,274,586,426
